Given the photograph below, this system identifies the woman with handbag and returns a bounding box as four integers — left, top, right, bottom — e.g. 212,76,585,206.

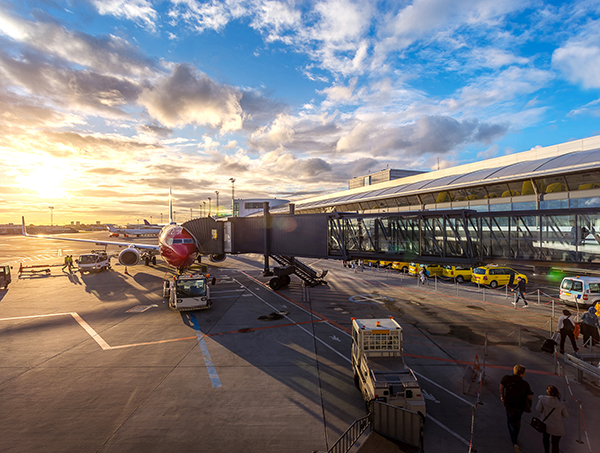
535,385,568,453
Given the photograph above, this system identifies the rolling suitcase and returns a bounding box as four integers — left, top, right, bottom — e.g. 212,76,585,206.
541,332,559,354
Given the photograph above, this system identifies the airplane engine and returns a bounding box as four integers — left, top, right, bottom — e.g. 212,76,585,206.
119,248,141,266
208,253,226,262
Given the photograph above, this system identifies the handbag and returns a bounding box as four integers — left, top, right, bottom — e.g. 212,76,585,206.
531,407,556,433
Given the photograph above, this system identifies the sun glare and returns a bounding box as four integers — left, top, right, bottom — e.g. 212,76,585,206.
16,167,68,199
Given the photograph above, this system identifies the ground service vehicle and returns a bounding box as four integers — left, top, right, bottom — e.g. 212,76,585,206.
1,265,11,289
443,265,473,282
163,273,215,311
76,252,111,273
352,317,426,416
471,264,527,288
559,276,600,309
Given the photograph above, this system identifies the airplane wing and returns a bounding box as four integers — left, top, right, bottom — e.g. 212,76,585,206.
22,217,159,251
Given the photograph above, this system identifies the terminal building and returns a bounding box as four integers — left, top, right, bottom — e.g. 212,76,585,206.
185,134,600,277
272,134,600,216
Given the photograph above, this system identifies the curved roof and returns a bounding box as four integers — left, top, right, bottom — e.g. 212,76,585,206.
287,147,600,210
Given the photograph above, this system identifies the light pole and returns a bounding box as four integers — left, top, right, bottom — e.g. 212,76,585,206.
215,191,219,217
208,198,211,216
229,178,236,216
48,206,54,226
203,201,206,217
160,213,163,223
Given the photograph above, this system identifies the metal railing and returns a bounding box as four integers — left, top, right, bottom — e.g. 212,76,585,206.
327,414,369,453
326,401,424,453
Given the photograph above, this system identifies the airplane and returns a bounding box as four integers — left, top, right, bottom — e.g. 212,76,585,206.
21,189,225,271
106,224,161,237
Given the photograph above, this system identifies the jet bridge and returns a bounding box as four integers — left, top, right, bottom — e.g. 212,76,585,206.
182,205,600,285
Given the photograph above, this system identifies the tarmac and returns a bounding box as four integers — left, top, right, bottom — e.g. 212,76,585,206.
1,232,600,452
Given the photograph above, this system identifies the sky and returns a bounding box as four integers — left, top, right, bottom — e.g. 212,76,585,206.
1,0,600,225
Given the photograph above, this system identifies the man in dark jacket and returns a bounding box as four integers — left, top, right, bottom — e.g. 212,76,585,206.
500,364,533,453
512,276,529,308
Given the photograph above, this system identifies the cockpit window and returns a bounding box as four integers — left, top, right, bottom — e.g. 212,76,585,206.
172,238,194,244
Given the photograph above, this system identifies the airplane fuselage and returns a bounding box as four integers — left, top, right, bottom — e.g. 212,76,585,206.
158,224,198,270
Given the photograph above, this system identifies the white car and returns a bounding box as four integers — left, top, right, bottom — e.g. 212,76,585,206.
559,276,600,309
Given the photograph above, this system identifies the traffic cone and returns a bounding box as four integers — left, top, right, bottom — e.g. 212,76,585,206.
124,266,129,275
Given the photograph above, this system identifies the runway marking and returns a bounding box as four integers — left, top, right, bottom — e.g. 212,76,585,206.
191,313,222,388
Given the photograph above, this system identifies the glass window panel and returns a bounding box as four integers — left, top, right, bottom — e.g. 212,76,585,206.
565,171,600,191
538,176,568,193
541,199,569,209
571,197,600,208
484,183,510,199
450,167,503,185
512,201,536,211
535,149,600,172
490,203,511,212
469,202,489,212
419,192,436,204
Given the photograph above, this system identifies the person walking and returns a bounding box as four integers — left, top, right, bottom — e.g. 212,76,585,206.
500,364,533,453
511,276,529,308
419,268,427,285
557,309,578,354
535,385,568,453
62,255,69,271
581,306,600,347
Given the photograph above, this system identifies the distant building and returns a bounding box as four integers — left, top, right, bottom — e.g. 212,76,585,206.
0,224,20,235
349,168,426,190
233,198,290,217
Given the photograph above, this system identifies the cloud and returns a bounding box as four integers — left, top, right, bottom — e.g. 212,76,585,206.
91,0,158,31
553,43,600,89
0,10,156,77
139,64,245,131
336,115,508,156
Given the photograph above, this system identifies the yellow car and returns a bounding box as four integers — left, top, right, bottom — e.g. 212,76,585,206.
409,263,444,277
391,261,410,273
443,265,473,283
471,265,528,288
408,262,421,276
422,264,444,276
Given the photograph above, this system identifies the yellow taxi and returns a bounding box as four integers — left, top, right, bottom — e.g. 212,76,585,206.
409,263,444,276
471,265,527,288
443,265,473,283
391,261,410,273
408,262,421,276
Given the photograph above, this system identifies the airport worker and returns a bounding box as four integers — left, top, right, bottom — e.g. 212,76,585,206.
62,255,69,270
419,268,426,285
557,309,578,354
500,364,533,453
581,306,600,347
67,255,74,271
511,276,529,308
535,385,568,453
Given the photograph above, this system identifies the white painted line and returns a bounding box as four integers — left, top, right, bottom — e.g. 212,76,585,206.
0,312,112,350
427,414,470,446
0,312,73,322
413,371,475,408
234,278,350,363
70,313,111,350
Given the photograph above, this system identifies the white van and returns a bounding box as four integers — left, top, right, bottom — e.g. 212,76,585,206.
559,276,600,309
